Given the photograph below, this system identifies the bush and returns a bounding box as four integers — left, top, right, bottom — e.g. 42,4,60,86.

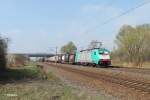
0,36,7,70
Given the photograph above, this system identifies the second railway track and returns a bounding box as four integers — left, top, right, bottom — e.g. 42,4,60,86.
43,63,150,94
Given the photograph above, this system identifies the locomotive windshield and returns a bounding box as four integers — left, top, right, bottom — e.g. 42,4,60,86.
99,49,109,54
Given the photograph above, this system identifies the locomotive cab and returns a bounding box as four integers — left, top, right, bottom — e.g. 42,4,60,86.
98,49,111,66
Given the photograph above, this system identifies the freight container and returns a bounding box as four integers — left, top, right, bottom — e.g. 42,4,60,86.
48,56,59,62
61,54,69,63
69,51,76,64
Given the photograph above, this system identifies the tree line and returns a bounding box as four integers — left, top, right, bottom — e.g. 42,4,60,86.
61,24,150,68
113,24,150,67
1,23,149,70
61,41,77,53
60,40,101,54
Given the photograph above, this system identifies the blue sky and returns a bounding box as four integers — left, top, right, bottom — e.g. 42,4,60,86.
0,0,150,53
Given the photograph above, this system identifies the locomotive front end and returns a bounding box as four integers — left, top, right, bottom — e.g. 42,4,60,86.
99,49,111,66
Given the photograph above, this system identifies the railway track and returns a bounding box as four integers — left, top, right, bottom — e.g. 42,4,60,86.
43,63,150,94
106,66,150,75
76,65,150,75
49,63,150,75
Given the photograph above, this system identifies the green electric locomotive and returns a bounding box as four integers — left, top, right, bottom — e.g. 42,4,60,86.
74,48,111,66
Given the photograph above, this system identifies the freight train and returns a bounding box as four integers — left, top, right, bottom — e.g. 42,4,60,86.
46,48,111,67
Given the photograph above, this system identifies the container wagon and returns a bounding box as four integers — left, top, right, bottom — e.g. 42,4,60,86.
61,54,69,64
48,56,59,63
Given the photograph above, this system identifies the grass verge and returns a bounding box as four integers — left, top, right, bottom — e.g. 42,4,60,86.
0,62,113,100
0,63,40,82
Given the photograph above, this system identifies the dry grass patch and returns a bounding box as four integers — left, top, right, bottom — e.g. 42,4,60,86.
0,63,111,100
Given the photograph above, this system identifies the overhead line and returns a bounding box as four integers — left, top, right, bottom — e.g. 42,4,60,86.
83,0,150,34
79,0,118,31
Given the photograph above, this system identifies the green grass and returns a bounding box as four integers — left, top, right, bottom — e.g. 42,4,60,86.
0,61,39,84
0,65,40,82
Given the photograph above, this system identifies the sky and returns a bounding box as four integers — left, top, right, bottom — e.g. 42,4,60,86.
0,0,150,53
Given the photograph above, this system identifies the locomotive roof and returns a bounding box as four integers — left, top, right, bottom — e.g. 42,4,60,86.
80,48,109,52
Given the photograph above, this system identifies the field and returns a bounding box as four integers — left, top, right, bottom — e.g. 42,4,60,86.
0,62,112,100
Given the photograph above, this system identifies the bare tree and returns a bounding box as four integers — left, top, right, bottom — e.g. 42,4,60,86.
115,24,150,67
61,41,77,53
